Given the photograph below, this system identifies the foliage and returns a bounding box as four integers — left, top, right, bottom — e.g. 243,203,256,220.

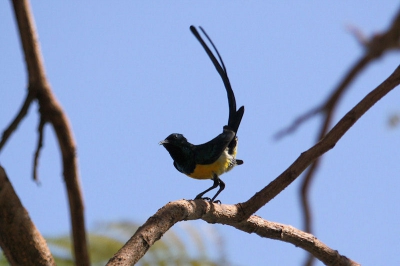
0,221,226,266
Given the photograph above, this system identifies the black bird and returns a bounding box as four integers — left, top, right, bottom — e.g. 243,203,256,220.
160,26,244,202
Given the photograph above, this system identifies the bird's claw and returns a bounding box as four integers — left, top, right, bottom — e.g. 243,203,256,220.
194,197,221,204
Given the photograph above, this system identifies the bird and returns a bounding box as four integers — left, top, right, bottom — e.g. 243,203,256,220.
160,26,244,202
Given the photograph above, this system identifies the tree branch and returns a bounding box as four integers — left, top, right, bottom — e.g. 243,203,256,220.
107,200,359,266
275,7,400,140
0,165,55,265
0,90,35,151
273,8,400,265
33,116,45,182
233,215,358,266
240,64,400,217
302,9,400,265
9,0,90,265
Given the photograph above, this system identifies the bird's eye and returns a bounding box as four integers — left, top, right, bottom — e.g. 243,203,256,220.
173,134,178,139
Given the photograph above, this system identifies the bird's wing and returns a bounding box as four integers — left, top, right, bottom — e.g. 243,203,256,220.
193,128,235,165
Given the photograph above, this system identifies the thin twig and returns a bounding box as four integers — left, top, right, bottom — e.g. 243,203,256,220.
33,117,45,182
0,90,35,151
274,105,322,140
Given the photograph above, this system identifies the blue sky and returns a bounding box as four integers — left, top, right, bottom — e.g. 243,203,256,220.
1,1,400,265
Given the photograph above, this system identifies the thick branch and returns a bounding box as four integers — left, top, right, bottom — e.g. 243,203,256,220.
10,0,89,265
0,166,55,265
107,200,359,266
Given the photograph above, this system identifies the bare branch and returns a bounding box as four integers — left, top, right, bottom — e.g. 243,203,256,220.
0,90,35,151
33,117,45,182
240,64,400,216
275,8,400,140
273,8,400,265
107,200,359,266
234,215,359,266
0,165,55,265
10,0,90,264
274,105,322,140
347,24,369,46
299,9,400,265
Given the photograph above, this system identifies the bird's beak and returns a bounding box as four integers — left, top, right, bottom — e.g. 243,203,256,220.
159,140,168,145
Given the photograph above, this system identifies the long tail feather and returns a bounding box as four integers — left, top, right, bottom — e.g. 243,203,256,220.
190,26,244,133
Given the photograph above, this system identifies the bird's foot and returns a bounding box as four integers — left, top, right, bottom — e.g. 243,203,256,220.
194,197,221,204
195,196,211,201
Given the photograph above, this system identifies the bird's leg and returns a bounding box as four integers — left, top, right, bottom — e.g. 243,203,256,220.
195,174,220,201
210,175,225,203
194,174,225,203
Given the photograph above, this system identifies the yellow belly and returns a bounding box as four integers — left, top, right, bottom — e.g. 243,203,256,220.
187,151,232,180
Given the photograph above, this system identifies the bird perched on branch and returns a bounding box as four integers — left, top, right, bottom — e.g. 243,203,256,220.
160,26,244,202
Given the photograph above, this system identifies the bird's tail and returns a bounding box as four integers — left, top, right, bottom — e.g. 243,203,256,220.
190,26,244,134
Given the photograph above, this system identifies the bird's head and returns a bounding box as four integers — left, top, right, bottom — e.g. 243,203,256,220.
159,133,192,164
159,133,188,147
